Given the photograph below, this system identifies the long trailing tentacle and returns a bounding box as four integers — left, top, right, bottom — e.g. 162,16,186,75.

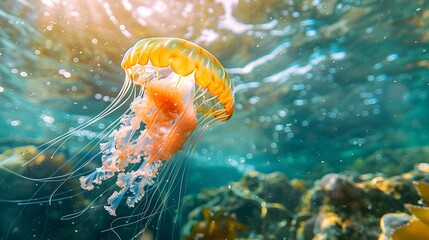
21,76,134,167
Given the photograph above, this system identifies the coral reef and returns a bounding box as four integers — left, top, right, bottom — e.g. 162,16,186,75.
294,171,420,240
184,208,245,240
379,180,429,240
181,171,305,239
181,164,429,240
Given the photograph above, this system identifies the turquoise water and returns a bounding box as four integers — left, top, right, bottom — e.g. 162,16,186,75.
1,1,429,239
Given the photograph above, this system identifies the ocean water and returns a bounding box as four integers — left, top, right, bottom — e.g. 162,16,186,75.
1,0,429,239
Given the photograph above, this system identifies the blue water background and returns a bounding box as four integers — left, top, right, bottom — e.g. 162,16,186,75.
1,0,429,239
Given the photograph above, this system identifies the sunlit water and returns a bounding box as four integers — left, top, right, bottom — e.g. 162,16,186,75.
1,0,429,239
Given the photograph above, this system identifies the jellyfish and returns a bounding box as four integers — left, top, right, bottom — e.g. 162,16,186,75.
0,37,234,239
70,37,235,218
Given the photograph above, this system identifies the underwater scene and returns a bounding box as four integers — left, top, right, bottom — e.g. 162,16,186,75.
1,0,429,239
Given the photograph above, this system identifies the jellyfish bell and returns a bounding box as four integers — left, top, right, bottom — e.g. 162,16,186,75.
10,37,234,238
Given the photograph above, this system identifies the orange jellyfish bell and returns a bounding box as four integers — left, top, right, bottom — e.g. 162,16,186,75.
122,37,234,119
79,37,234,216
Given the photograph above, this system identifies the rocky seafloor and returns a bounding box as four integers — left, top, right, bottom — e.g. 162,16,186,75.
2,145,429,240
181,151,429,240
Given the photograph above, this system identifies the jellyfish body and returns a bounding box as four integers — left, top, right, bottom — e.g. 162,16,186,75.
78,38,234,216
